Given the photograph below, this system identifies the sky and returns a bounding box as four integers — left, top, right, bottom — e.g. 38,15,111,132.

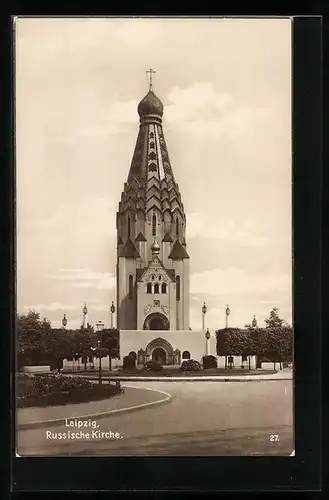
15,17,292,331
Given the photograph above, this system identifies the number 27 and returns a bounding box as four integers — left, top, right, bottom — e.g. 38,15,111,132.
269,434,280,442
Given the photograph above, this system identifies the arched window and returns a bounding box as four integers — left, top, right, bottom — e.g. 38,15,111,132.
147,283,152,294
150,141,155,149
151,275,155,280
176,217,179,237
154,283,159,294
128,274,133,299
161,283,167,294
128,351,137,360
182,350,190,360
150,132,154,139
176,275,180,301
159,275,162,281
152,214,157,236
128,216,131,238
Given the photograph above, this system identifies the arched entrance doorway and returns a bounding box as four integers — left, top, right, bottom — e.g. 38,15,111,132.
143,312,169,330
152,347,166,365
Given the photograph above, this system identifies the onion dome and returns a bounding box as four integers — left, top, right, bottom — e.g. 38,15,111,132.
138,91,164,118
151,240,160,254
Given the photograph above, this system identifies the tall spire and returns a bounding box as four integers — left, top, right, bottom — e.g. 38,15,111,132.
117,74,187,253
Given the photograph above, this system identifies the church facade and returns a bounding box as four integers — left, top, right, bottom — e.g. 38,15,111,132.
114,77,210,367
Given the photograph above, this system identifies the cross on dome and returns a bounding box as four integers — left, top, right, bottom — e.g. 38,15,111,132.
146,68,156,91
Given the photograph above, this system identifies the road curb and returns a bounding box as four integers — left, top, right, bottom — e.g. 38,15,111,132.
80,376,292,382
18,387,172,431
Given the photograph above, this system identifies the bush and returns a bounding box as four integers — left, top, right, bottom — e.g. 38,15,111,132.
143,360,163,372
180,359,202,371
123,355,136,370
16,373,124,408
16,373,94,397
202,355,217,369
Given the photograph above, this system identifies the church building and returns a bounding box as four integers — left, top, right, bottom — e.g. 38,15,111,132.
115,72,211,367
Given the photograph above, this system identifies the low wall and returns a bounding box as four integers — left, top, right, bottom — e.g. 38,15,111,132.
23,365,51,373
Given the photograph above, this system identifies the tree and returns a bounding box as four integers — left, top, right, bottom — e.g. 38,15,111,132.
101,329,119,371
264,307,285,328
17,311,52,367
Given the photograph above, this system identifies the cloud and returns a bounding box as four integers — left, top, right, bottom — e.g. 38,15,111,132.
164,82,271,139
48,268,116,291
186,212,271,248
165,82,235,123
190,267,291,296
24,302,79,312
25,197,116,240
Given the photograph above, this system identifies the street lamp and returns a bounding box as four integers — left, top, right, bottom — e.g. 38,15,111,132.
225,304,230,329
110,301,116,329
202,302,207,332
205,328,211,356
62,314,67,329
95,320,104,384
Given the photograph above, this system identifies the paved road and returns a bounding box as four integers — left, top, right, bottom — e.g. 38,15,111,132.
17,380,293,456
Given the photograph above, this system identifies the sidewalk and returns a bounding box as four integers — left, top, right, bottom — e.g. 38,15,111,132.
17,385,171,430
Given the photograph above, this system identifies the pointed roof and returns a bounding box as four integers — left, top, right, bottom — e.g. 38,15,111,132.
135,232,147,242
168,240,190,260
137,256,176,283
162,232,173,243
118,238,140,258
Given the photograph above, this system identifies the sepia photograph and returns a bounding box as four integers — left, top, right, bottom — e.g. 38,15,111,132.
15,16,293,456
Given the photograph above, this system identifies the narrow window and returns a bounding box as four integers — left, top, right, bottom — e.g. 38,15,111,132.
152,215,157,236
182,350,190,360
128,216,131,238
128,275,133,299
154,283,159,294
176,275,180,301
151,275,155,281
176,217,179,237
161,283,167,294
147,283,152,294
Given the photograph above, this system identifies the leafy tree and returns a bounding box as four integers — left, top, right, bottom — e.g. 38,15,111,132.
101,328,120,371
17,311,52,367
264,307,285,328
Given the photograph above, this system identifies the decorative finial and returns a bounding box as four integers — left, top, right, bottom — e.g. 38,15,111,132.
252,315,257,328
202,302,207,315
62,313,67,328
146,68,156,91
226,305,230,316
151,240,160,255
110,301,116,314
83,303,88,315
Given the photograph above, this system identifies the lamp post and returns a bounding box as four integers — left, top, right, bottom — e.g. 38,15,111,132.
95,320,104,384
205,328,211,356
225,304,230,329
202,302,207,332
110,301,116,329
62,314,67,329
